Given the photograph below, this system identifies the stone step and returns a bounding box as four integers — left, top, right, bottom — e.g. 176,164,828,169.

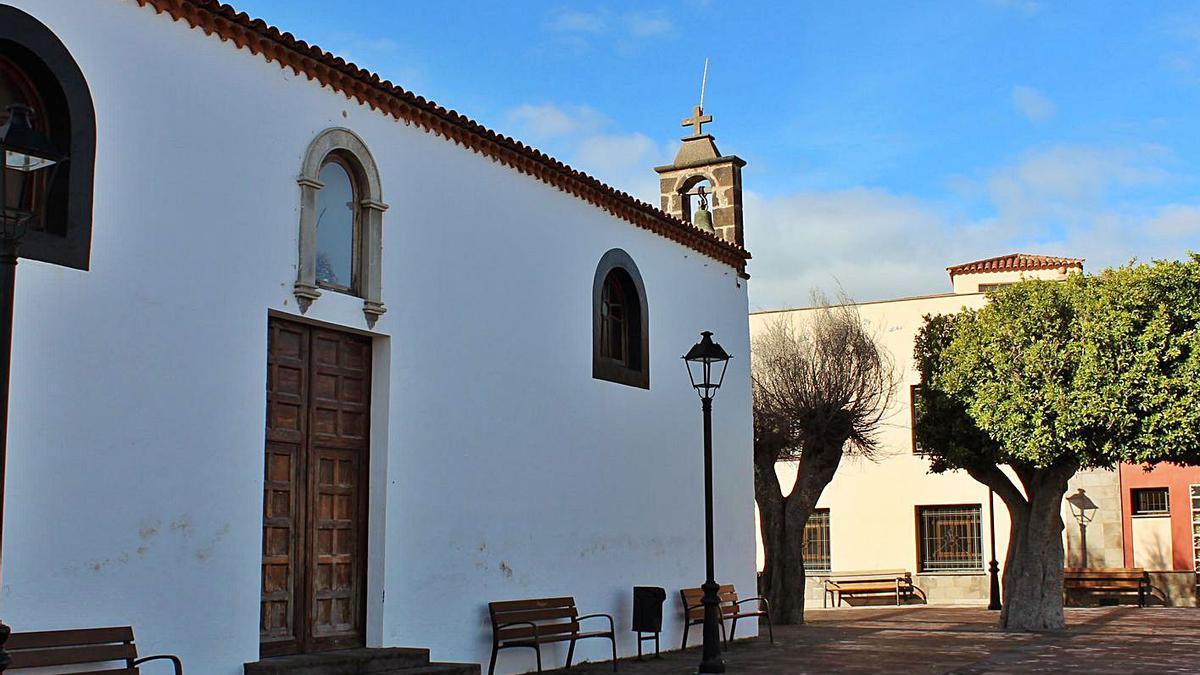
244,647,432,675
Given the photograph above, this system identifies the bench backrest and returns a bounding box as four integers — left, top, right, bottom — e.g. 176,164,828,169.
826,569,912,582
489,597,579,643
7,626,139,672
1063,567,1146,581
680,585,738,620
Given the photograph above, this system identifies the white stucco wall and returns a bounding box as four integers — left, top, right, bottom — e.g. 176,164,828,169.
0,2,757,673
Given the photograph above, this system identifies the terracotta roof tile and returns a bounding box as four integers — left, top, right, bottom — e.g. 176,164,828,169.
131,0,750,273
947,253,1084,277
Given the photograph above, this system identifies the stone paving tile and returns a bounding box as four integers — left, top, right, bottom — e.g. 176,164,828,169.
535,606,1200,675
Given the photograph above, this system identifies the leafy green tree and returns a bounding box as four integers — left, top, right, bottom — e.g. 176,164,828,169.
915,257,1200,631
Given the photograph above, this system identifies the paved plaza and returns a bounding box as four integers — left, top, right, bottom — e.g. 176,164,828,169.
543,605,1200,674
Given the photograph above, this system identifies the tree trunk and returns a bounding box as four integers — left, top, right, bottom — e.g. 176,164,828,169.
998,465,1073,631
756,440,844,625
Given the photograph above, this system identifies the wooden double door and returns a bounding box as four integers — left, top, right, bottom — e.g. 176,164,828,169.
260,317,371,656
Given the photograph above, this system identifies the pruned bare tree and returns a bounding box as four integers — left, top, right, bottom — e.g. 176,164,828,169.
752,293,899,624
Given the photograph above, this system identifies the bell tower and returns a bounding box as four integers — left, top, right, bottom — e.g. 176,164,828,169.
655,102,746,247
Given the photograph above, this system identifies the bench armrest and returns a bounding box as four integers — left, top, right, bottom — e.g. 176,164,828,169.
733,596,770,612
133,654,184,675
495,620,540,642
575,613,615,634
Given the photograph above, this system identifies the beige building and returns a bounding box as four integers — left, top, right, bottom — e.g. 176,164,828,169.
748,253,1129,607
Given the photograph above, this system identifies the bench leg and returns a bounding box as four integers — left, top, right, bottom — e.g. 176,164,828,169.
729,615,737,645
636,632,643,660
610,633,618,671
566,636,577,668
488,645,499,675
681,621,690,650
535,643,543,672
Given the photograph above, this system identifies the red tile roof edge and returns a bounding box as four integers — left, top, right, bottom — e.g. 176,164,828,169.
946,253,1084,277
131,0,750,273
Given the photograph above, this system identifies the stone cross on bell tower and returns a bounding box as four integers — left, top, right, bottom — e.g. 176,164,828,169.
655,70,746,248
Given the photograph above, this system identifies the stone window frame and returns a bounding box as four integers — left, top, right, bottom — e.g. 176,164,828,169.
295,127,387,325
592,248,649,390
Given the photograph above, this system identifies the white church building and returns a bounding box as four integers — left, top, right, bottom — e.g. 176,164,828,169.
0,1,757,673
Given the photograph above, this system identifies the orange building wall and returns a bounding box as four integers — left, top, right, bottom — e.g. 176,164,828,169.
1119,463,1200,571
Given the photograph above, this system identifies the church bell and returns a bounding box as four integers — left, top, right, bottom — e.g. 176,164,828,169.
692,186,715,233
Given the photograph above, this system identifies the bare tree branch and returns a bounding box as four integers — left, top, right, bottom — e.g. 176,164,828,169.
752,293,900,624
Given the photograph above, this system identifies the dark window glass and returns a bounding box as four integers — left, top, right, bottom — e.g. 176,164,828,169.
803,509,831,574
315,159,356,291
918,505,983,572
1132,488,1170,516
600,272,629,366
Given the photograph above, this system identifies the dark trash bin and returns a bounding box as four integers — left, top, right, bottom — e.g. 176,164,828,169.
632,586,666,658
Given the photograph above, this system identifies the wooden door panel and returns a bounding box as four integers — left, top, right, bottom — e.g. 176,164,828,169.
306,327,370,650
262,318,369,656
310,448,361,639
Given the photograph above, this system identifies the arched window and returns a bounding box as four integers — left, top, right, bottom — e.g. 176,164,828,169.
0,5,97,270
295,128,387,325
593,249,649,389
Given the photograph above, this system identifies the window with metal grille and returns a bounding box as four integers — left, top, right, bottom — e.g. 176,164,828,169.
803,509,831,574
1132,487,1170,515
917,505,982,572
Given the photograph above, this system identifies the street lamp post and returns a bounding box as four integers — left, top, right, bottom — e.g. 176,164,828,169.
1065,488,1098,569
987,489,1001,611
0,102,65,672
683,331,731,675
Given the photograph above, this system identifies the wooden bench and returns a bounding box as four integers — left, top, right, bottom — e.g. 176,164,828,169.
680,584,773,648
487,596,616,675
823,569,917,607
1063,567,1151,607
6,626,182,673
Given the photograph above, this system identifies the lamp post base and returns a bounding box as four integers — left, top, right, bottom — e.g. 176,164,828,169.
987,559,1002,611
698,579,725,674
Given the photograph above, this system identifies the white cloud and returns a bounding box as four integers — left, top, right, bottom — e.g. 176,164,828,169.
542,8,676,50
1011,85,1056,122
744,143,1199,311
545,10,607,34
504,102,670,203
508,103,609,139
627,13,675,38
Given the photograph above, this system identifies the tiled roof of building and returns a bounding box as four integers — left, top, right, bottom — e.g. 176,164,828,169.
131,0,750,273
947,253,1084,277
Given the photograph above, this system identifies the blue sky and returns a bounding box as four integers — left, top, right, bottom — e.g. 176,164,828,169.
235,0,1200,309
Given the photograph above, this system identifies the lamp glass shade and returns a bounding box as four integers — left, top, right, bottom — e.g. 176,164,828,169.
683,331,731,399
0,104,61,231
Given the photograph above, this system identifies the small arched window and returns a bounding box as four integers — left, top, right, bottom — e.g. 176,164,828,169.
295,128,387,325
0,5,97,270
593,249,648,389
